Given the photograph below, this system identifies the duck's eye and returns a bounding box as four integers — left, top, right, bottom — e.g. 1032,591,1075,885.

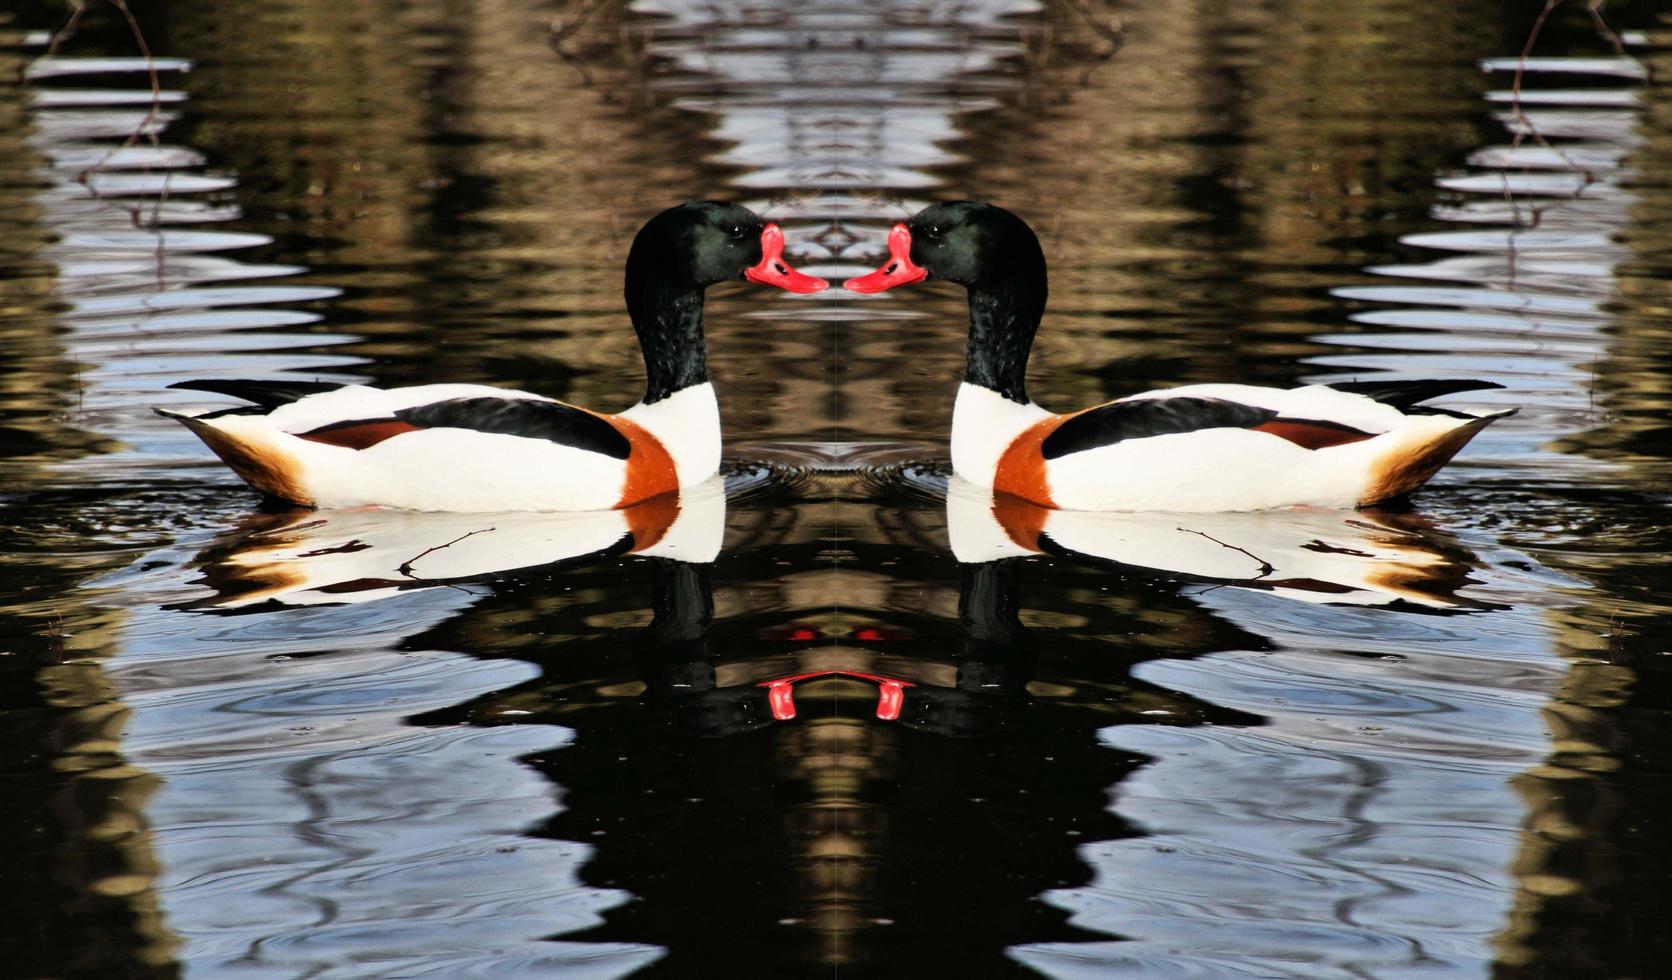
730,224,748,239
925,225,942,240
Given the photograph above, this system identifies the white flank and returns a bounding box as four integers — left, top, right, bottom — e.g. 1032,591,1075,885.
1046,413,1484,511
950,382,1052,481
619,382,722,485
328,428,626,510
1048,428,1337,510
938,380,1496,512
173,381,725,512
201,413,626,511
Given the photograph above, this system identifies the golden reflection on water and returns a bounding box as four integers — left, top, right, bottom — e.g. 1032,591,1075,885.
160,0,791,420
1492,29,1672,972
0,32,105,470
0,24,186,974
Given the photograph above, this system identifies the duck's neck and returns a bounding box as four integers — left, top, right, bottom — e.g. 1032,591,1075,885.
965,275,1046,405
627,278,709,405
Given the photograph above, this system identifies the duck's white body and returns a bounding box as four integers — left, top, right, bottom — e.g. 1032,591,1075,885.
163,381,720,512
952,381,1508,512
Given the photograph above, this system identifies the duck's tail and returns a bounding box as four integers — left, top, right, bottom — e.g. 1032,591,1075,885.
157,408,315,506
1356,409,1516,506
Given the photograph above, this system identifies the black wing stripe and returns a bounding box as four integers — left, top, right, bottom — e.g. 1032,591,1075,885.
1326,379,1502,411
170,379,346,409
1041,397,1277,460
394,397,632,460
196,405,268,421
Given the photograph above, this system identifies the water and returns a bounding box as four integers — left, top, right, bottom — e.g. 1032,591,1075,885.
1,1,1670,976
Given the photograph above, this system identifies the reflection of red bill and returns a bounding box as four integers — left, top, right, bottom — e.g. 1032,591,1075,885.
758,670,917,721
842,224,927,293
745,223,829,293
850,626,912,642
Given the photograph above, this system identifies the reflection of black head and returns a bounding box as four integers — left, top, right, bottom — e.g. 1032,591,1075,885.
877,559,1035,737
636,560,1042,738
635,560,780,737
909,202,1047,404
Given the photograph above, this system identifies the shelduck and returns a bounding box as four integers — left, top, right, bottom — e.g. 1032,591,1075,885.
160,202,826,511
846,201,1513,512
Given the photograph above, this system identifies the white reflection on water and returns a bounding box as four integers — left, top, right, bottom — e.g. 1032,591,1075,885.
178,478,724,608
95,480,721,972
946,476,1495,611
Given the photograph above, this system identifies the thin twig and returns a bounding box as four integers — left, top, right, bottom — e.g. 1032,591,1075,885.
1500,1,1645,285
1509,1,1585,174
79,0,166,181
1177,527,1275,578
1586,0,1643,75
398,527,496,576
41,0,88,63
548,0,612,84
1057,0,1125,84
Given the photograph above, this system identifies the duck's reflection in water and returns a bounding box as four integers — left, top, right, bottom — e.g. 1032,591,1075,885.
946,475,1495,611
169,464,1499,972
420,510,1264,972
175,477,727,609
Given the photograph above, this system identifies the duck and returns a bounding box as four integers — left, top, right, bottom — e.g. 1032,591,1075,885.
159,202,827,511
845,201,1514,512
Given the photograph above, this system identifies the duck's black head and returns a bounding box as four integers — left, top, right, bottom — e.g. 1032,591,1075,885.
628,201,826,293
845,202,1047,403
626,202,825,403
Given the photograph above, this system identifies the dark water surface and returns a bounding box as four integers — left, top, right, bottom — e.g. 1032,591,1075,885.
2,1,1670,976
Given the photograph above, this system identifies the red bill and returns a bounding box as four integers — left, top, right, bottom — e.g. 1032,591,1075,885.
843,223,927,293
745,223,828,293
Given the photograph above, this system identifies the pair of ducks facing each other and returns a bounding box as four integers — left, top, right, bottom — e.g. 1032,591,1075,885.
163,201,1513,514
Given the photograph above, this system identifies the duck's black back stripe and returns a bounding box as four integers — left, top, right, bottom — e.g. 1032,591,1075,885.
394,397,632,460
170,378,345,409
1041,397,1277,460
1327,379,1502,412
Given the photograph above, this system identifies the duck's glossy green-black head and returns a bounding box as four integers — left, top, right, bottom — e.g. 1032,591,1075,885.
629,201,826,294
843,201,1043,294
845,202,1047,404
